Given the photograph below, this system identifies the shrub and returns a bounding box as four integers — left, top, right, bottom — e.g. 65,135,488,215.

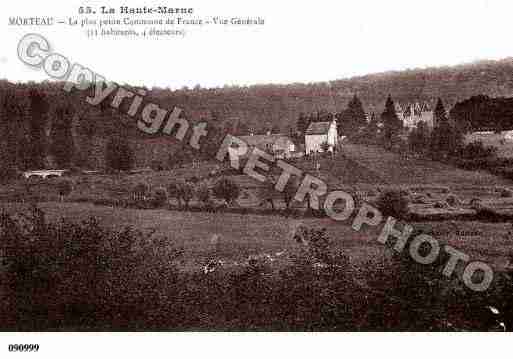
188,176,199,183
167,182,181,206
258,179,276,210
0,163,20,184
151,187,168,207
459,140,497,160
376,189,410,219
180,181,194,208
0,207,182,330
57,180,73,201
92,198,122,207
446,194,460,207
433,201,448,209
196,183,212,208
213,178,240,205
500,188,513,198
399,189,412,198
150,160,164,172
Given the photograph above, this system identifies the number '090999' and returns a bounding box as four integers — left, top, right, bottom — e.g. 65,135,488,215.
8,344,39,352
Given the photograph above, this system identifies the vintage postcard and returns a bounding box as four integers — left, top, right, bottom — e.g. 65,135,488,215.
1,0,512,356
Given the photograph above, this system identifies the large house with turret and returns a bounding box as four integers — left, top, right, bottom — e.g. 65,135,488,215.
395,102,435,130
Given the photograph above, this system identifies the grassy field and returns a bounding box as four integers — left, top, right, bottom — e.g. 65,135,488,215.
2,144,513,272
1,201,511,274
340,143,513,188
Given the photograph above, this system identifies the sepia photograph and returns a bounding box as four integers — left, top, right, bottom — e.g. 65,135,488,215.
1,0,513,356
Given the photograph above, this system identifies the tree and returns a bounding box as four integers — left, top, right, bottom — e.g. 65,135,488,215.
199,123,224,161
76,114,97,169
450,95,513,132
50,106,75,168
376,189,410,219
151,187,168,207
282,177,299,209
408,121,430,154
430,98,462,158
433,97,448,128
167,182,182,207
28,89,48,169
57,180,73,202
362,112,380,143
296,112,310,141
2,90,25,173
197,183,213,208
105,135,134,171
213,178,240,205
258,178,276,210
339,94,367,137
381,95,402,149
180,181,194,208
17,136,33,171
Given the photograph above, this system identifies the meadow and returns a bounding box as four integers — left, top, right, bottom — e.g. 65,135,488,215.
2,145,513,330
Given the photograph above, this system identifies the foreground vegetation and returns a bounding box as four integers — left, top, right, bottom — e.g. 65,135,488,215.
1,204,513,331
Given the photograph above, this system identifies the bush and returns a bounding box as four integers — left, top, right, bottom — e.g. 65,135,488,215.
92,198,122,207
0,165,20,184
213,178,240,205
167,182,182,207
188,176,199,183
150,160,164,172
151,187,168,207
459,140,497,160
446,194,461,207
433,201,448,209
376,189,410,219
180,181,194,208
500,188,513,198
0,207,182,330
196,183,212,208
57,179,73,201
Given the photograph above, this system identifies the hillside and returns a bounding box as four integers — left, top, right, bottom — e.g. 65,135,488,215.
148,58,513,131
4,58,513,136
3,58,513,171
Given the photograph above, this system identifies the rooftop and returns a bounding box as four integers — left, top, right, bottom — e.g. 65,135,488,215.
305,121,332,135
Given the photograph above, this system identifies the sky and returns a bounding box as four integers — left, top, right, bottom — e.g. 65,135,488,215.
1,0,513,89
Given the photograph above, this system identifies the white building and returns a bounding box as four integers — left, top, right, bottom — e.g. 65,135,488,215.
396,102,435,130
238,133,297,158
305,118,338,155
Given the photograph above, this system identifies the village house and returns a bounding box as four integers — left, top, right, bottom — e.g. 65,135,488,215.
238,132,297,159
305,118,338,155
